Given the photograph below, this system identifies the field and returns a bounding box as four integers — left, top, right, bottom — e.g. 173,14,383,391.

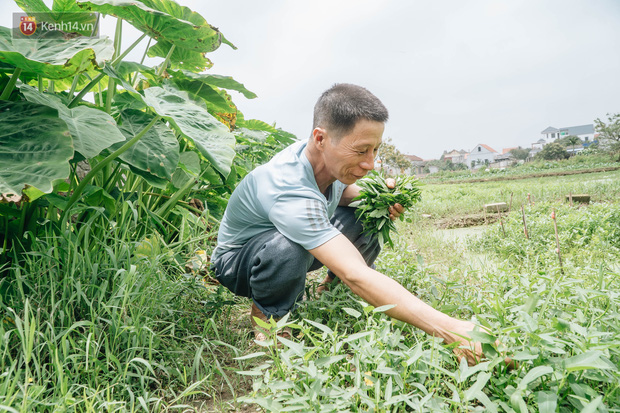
2,168,619,412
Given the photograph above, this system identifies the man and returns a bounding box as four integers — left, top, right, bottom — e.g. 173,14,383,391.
212,83,486,365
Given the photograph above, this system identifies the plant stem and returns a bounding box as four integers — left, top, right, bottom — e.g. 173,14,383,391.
131,37,152,87
60,115,162,225
37,75,43,92
105,78,115,113
498,210,506,237
521,205,529,239
68,73,81,99
552,208,564,274
68,33,147,108
157,44,176,77
103,19,123,113
154,171,194,218
97,81,103,107
0,68,22,100
113,18,123,60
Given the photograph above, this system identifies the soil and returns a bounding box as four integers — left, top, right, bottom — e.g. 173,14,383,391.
434,213,501,229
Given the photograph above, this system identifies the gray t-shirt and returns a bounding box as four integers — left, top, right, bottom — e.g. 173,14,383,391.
211,140,347,261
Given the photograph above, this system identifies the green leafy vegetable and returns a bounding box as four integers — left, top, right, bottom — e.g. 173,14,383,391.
351,171,422,248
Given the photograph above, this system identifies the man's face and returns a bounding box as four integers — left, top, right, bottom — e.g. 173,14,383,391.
321,119,384,185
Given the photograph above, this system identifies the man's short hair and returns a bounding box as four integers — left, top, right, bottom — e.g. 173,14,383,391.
312,83,389,139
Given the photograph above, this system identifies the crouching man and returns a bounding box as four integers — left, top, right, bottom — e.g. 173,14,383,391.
212,83,487,365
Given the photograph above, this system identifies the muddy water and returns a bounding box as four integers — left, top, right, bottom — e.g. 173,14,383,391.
438,226,487,242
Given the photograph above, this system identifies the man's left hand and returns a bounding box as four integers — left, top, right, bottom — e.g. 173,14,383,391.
385,178,405,221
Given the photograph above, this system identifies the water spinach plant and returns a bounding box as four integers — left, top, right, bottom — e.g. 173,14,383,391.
351,171,422,248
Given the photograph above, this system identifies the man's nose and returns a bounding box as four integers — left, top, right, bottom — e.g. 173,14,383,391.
359,152,375,170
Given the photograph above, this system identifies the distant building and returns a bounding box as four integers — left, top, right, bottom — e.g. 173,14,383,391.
375,153,425,176
427,165,440,174
468,144,498,168
404,154,425,175
541,124,595,144
441,149,469,165
531,138,546,150
490,150,517,169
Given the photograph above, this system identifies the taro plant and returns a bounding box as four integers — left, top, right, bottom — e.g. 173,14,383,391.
0,0,295,268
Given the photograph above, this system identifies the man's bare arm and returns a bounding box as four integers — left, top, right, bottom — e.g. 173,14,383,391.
310,234,484,365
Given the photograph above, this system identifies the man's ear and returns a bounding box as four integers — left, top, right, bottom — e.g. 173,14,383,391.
312,127,326,149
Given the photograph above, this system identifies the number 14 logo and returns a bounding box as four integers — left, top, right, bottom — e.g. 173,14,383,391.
19,16,37,36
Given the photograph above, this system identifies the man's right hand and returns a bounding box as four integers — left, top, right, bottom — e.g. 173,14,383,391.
316,274,335,295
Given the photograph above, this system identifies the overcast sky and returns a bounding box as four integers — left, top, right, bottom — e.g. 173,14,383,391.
3,0,620,159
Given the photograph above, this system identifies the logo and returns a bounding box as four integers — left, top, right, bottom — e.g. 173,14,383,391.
19,15,37,36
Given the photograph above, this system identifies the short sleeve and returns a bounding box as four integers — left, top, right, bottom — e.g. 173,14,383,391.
268,193,341,250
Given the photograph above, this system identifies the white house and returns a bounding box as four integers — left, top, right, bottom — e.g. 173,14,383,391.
541,124,595,144
468,144,498,168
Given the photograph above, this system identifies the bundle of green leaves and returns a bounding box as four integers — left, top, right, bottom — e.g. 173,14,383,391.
351,171,422,248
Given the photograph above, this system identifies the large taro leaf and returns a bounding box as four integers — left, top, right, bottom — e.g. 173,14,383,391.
113,91,148,112
147,40,213,72
137,0,236,49
171,70,257,99
114,109,179,180
171,151,200,189
14,0,56,24
20,84,126,158
0,27,113,79
0,101,73,195
237,118,297,146
52,0,85,13
143,83,235,177
116,61,156,79
77,0,227,53
171,77,236,116
17,0,97,27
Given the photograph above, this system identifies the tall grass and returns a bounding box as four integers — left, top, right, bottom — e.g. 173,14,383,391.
0,204,245,412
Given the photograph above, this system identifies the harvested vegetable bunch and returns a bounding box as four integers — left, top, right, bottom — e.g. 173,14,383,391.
350,171,422,248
